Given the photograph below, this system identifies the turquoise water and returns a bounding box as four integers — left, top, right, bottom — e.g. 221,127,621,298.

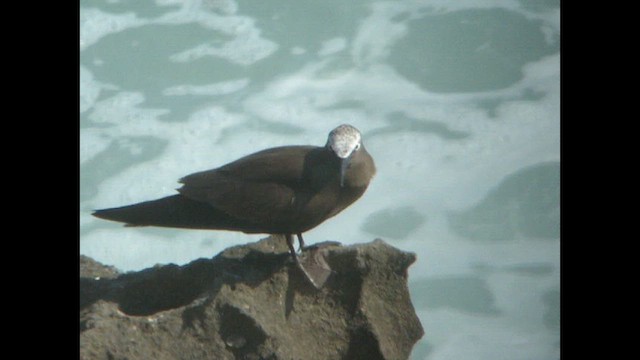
80,1,560,359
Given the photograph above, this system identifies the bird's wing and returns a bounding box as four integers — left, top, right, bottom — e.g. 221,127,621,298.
177,146,316,225
179,146,314,186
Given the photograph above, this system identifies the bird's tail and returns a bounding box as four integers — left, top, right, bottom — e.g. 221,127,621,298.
92,195,243,231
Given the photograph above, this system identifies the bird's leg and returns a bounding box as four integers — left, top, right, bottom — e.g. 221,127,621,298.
285,234,298,263
296,233,305,252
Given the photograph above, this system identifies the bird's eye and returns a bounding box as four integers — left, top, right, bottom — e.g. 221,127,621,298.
354,143,361,151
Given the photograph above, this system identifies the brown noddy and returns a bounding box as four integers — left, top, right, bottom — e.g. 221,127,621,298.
92,124,376,265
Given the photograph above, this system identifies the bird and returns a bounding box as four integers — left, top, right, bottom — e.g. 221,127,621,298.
92,124,376,262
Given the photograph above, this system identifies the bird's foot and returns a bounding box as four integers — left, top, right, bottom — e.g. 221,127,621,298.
295,247,333,289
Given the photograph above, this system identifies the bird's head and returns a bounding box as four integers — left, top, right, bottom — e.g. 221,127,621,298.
326,124,363,187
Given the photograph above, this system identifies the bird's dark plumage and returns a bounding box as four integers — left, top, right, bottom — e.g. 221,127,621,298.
92,124,376,260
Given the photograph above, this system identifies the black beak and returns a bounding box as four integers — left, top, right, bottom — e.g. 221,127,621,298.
340,157,351,187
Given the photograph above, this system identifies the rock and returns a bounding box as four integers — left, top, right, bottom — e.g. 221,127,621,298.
80,236,424,360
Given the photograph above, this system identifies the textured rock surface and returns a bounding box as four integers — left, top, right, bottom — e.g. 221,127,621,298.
80,236,424,360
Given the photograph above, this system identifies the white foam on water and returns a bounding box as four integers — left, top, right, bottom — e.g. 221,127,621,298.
169,33,278,65
318,37,348,57
80,129,112,165
80,66,101,114
80,8,146,50
163,78,249,96
290,47,306,55
352,2,409,66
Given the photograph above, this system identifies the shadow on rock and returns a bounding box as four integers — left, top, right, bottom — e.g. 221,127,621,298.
81,248,290,316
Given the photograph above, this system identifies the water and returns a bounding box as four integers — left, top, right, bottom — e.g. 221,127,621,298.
80,1,560,359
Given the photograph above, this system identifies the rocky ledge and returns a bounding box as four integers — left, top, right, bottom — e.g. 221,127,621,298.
80,236,424,360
